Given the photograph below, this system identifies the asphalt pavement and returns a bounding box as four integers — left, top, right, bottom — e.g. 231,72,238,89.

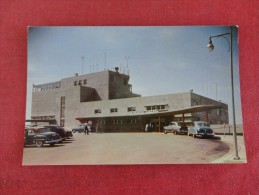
23,133,247,165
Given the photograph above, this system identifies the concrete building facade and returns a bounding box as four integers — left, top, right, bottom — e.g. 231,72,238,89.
31,69,228,132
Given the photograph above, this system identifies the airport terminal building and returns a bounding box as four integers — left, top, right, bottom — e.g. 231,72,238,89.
30,68,228,132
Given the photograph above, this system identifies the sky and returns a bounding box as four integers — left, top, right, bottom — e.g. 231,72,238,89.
27,26,242,124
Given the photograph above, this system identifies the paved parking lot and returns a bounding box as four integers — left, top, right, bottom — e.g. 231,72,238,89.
22,133,246,165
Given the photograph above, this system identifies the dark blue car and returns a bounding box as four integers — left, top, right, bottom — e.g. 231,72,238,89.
24,127,62,147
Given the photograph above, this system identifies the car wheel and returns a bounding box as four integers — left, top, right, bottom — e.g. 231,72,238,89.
50,143,55,147
36,141,44,147
187,132,190,136
174,131,177,135
72,130,76,133
164,131,167,134
192,134,196,138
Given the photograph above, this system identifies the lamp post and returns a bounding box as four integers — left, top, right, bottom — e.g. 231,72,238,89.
207,26,240,160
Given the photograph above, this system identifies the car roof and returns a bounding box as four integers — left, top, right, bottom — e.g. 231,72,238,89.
26,127,49,131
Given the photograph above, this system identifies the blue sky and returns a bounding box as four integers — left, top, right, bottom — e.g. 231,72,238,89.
27,26,242,124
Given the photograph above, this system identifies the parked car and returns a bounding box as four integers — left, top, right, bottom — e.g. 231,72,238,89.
72,124,92,133
43,125,68,140
64,129,73,139
24,127,62,147
163,121,188,134
187,121,214,138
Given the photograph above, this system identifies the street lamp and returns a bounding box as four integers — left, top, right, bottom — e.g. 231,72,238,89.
207,26,240,160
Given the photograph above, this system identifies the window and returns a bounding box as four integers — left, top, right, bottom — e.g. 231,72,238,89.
78,80,82,85
112,119,124,124
74,81,77,86
128,107,136,112
113,120,118,124
146,105,167,111
95,109,101,114
130,119,137,124
84,79,87,85
110,108,118,113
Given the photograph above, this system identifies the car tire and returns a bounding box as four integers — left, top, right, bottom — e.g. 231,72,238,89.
72,130,76,133
36,141,44,147
164,131,167,134
192,134,196,138
50,143,55,147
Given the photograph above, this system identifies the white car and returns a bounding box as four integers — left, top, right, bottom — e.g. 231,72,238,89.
188,121,214,138
163,122,188,134
72,124,92,133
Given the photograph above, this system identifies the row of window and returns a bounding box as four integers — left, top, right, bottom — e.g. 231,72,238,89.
146,105,166,111
94,105,166,114
33,82,61,92
96,119,138,124
31,115,55,120
95,107,135,114
73,75,128,87
112,119,138,124
74,79,87,86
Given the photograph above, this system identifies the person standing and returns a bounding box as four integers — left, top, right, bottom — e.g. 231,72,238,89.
96,123,100,134
96,123,102,134
145,123,149,132
84,124,89,135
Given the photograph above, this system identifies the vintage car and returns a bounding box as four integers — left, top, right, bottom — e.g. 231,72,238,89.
72,124,92,133
64,129,73,139
43,125,68,140
163,121,188,134
24,127,62,147
187,121,214,138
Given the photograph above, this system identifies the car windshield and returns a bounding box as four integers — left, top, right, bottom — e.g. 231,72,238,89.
38,128,50,133
31,128,49,133
197,122,210,127
26,128,50,134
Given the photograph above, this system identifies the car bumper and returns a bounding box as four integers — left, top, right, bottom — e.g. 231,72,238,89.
45,138,62,144
198,134,214,137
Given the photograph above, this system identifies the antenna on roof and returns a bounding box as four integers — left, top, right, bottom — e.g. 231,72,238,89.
104,52,107,70
125,56,130,75
81,56,85,75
